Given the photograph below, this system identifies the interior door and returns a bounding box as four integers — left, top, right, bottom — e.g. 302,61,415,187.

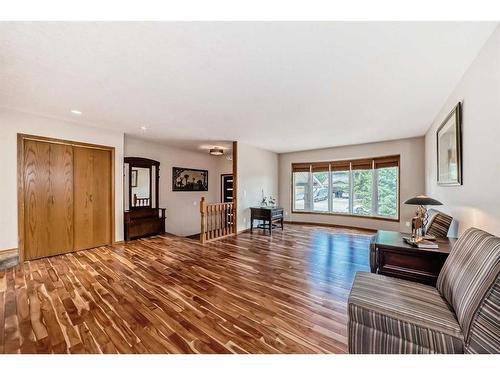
221,174,233,203
24,140,74,260
74,147,112,250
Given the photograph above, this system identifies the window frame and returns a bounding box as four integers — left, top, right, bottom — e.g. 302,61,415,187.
291,155,400,222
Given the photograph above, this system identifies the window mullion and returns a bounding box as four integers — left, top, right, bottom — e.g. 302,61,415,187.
307,165,313,211
348,162,353,214
327,163,332,212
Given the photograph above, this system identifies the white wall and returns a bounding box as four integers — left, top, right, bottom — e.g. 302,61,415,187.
425,25,500,237
279,137,425,232
237,142,279,232
0,109,125,250
124,136,232,236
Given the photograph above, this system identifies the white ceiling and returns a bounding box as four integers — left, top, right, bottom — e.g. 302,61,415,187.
0,22,497,153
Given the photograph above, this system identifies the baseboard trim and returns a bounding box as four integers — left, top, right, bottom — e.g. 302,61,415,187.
284,220,376,233
237,228,250,235
0,248,19,256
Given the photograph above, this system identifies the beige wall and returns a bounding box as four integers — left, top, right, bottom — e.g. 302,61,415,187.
237,142,279,232
425,25,500,237
125,136,232,236
0,109,125,251
279,137,425,232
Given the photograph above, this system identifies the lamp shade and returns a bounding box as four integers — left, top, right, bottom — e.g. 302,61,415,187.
404,195,443,206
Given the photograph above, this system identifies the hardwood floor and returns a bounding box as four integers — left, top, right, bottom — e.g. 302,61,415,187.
0,224,374,354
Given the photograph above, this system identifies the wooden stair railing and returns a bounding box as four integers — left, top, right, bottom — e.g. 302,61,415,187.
200,197,235,243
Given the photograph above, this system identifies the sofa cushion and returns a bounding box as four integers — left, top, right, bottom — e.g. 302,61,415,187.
348,272,464,353
437,228,500,341
465,275,500,353
426,211,453,238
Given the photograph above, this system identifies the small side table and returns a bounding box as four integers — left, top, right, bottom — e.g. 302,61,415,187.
250,206,284,235
370,230,455,286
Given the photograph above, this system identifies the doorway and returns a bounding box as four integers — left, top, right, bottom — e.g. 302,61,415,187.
221,174,233,203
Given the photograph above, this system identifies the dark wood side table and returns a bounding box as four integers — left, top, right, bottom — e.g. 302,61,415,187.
370,230,455,286
250,206,284,235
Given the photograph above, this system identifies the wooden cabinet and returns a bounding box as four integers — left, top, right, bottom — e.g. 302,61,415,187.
74,147,112,251
18,135,114,261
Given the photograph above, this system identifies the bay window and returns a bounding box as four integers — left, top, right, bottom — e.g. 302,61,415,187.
291,155,399,220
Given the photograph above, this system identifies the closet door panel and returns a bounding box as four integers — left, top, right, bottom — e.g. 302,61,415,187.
74,147,94,250
47,143,74,256
91,148,112,247
74,147,112,250
24,140,51,260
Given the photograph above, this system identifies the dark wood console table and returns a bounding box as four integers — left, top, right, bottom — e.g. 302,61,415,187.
370,230,455,286
250,206,284,235
124,208,166,241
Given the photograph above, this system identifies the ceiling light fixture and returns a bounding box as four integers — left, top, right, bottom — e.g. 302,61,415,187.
70,109,82,115
209,147,224,156
140,125,148,131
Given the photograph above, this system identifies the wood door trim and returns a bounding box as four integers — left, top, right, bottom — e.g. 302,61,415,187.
232,141,238,234
18,133,115,151
17,133,116,262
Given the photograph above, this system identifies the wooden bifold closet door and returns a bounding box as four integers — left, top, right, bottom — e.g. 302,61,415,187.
24,140,74,260
20,136,113,261
73,147,112,251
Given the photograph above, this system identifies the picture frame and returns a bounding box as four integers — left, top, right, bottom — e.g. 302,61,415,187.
172,167,208,191
131,169,138,188
437,102,462,186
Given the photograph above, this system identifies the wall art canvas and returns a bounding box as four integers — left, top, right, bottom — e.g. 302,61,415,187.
172,167,208,191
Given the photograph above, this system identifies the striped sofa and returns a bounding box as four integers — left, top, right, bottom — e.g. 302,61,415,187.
348,227,500,354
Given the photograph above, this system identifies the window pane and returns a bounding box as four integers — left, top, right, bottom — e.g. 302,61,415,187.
293,171,309,210
376,166,398,218
331,171,350,213
312,171,329,211
352,169,373,216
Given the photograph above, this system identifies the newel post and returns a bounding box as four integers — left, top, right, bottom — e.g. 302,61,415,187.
200,197,206,243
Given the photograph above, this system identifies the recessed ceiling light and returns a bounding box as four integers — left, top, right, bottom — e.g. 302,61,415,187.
70,109,82,115
140,126,148,131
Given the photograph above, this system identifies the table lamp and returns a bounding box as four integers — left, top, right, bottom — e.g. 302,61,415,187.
404,195,442,240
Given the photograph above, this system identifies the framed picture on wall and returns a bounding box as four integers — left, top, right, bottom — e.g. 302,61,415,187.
172,167,208,191
437,102,462,186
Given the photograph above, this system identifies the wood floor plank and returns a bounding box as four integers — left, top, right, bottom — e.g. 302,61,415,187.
1,224,373,353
